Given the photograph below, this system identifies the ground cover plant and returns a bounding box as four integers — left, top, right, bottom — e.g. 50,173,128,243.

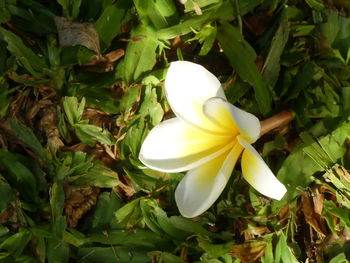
1,0,350,262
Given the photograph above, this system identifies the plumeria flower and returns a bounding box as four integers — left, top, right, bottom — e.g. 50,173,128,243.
139,61,287,218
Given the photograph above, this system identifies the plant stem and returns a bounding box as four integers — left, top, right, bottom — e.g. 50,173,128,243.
260,110,294,137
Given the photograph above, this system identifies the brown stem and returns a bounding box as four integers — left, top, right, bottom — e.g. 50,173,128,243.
260,110,294,137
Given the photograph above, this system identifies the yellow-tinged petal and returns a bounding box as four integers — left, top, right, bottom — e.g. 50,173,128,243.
203,97,260,143
139,118,234,173
175,142,244,218
165,61,227,134
238,136,287,200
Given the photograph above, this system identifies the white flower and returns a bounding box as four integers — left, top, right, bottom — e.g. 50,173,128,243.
139,61,287,218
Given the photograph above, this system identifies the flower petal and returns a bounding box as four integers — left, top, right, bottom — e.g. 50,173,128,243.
139,118,234,173
203,97,261,143
175,142,244,218
165,61,227,134
238,136,287,200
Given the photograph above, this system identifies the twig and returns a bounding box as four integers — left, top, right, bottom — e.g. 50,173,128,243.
260,110,294,137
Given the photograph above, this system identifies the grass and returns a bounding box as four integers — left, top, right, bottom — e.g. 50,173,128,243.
1,0,350,262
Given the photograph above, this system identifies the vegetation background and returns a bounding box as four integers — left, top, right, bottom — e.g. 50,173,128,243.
1,0,350,262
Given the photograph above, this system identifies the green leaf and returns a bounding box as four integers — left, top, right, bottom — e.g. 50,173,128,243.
133,0,179,29
123,25,160,85
138,84,164,126
275,120,350,206
262,15,289,88
149,251,184,263
94,0,132,49
56,0,82,19
217,22,271,114
9,120,46,161
0,229,32,258
47,239,69,263
0,180,14,213
91,191,124,231
305,0,325,11
87,229,172,249
63,96,85,126
329,253,348,263
77,246,150,263
274,232,298,263
50,182,66,237
0,28,47,78
68,162,119,188
114,198,142,227
63,229,86,247
156,1,234,39
0,150,39,205
75,123,116,146
323,200,350,228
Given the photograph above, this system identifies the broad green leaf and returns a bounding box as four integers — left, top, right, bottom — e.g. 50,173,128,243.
68,162,119,188
0,28,47,78
0,150,39,205
277,121,350,203
217,22,271,114
123,25,160,85
149,251,184,263
329,253,348,263
50,182,66,237
75,123,116,146
285,62,317,100
157,1,234,39
56,0,81,19
0,229,32,258
63,96,85,126
169,216,216,237
121,117,148,160
138,85,164,126
94,0,132,49
0,180,14,213
140,199,188,240
63,229,86,247
47,239,69,263
274,232,298,263
305,0,325,11
323,200,350,228
87,229,171,249
198,239,234,259
9,120,46,161
117,85,141,113
133,0,178,29
114,198,142,227
91,191,124,231
77,246,150,263
262,15,289,88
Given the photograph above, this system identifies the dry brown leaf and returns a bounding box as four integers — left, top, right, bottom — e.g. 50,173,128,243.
55,17,100,54
335,166,350,184
230,242,267,263
65,187,100,227
301,192,327,238
39,107,64,150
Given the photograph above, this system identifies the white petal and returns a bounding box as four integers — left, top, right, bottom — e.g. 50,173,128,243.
139,118,234,173
175,142,244,218
238,136,287,200
203,97,261,143
165,61,227,134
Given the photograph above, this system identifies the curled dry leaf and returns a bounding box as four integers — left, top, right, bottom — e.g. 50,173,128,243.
301,191,327,238
55,16,100,55
39,107,64,150
230,242,267,263
65,187,100,227
80,49,125,73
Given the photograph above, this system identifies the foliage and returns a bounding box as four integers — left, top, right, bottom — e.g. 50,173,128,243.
0,0,350,262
